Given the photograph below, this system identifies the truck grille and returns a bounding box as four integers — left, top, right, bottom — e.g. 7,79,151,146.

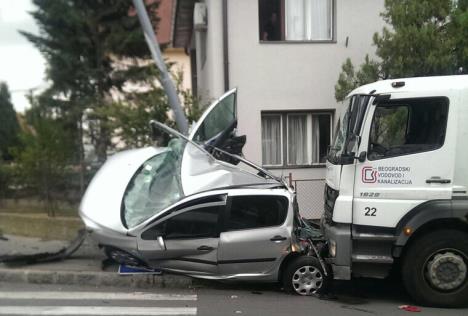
323,184,339,224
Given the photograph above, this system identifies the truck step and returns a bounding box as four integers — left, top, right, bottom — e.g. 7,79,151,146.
352,233,396,241
352,254,394,264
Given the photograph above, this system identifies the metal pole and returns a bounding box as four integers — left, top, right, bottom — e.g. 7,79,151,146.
132,0,189,135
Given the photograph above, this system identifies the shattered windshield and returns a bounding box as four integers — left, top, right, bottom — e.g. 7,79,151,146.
123,137,186,228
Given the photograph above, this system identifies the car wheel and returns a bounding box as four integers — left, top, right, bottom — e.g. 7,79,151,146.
402,229,468,307
283,256,329,296
104,247,144,267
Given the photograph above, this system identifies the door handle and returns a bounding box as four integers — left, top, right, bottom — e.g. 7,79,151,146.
426,177,451,184
197,245,214,251
270,235,287,242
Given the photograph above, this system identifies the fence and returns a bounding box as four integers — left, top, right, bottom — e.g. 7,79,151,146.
288,177,326,219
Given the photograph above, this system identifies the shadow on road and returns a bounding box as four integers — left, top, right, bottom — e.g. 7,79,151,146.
193,274,408,306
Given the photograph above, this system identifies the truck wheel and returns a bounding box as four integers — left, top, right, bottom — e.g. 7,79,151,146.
402,229,468,307
283,256,329,296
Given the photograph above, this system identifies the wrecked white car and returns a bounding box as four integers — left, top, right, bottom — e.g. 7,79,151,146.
79,89,327,295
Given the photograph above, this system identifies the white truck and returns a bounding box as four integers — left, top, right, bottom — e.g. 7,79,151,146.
322,75,468,307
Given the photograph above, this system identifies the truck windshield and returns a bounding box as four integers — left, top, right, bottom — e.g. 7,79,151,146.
328,95,371,165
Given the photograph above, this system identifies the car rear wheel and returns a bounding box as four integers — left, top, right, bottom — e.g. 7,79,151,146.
402,229,468,307
283,256,329,296
104,247,145,267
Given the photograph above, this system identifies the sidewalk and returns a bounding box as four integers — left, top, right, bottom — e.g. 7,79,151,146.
0,234,194,289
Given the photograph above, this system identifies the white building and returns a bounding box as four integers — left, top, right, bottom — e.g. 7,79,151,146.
173,0,386,218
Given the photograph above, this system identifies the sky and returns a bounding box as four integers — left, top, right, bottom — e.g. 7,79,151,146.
0,0,47,113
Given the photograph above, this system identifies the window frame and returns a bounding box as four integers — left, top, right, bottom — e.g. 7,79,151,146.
222,194,290,233
261,113,284,167
258,0,337,44
140,195,227,241
367,97,450,161
261,110,334,168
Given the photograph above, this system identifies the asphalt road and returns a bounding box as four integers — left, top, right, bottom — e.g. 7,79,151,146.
0,279,467,316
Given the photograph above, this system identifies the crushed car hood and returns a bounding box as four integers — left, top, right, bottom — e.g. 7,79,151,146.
79,147,166,234
80,130,280,234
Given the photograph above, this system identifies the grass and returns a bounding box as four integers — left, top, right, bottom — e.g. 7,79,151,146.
0,213,84,241
0,199,83,240
0,199,79,217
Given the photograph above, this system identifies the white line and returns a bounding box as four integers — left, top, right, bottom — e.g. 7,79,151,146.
0,306,197,315
0,291,197,301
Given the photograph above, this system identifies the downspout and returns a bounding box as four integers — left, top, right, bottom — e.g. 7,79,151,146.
222,0,229,91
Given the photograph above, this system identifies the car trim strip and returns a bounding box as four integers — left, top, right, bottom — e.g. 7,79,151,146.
175,257,277,266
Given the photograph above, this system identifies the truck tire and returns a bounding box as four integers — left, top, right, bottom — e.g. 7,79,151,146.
402,229,468,307
282,256,329,296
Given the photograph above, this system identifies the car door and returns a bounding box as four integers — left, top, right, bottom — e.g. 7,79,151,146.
217,193,291,277
189,88,245,162
136,195,226,275
353,94,455,228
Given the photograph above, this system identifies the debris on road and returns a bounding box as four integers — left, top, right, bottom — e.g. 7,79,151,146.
399,305,422,312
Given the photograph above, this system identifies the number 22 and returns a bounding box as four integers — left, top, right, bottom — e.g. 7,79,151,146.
365,207,377,216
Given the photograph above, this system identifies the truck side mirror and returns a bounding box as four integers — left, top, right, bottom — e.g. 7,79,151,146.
356,151,367,163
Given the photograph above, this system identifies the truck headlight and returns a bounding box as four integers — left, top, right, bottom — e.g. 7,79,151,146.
329,240,337,258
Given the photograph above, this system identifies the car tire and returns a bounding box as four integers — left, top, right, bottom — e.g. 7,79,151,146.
283,256,329,296
401,229,468,307
104,247,145,267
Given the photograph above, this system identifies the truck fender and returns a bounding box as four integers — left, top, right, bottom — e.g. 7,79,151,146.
394,199,468,247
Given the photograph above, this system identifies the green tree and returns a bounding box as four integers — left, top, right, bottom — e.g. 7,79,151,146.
22,0,159,162
102,69,204,148
335,56,380,102
0,82,20,161
335,0,467,101
11,106,74,217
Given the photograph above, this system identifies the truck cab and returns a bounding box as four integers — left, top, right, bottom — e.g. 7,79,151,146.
322,75,468,307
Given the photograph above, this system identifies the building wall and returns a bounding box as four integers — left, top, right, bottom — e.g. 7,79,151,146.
195,0,226,104
193,0,386,217
226,0,385,180
163,47,192,91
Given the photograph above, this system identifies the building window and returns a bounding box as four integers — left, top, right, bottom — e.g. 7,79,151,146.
258,0,334,42
262,112,332,167
262,115,283,166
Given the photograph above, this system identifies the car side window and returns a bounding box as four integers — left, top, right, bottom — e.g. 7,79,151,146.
141,206,220,240
368,97,448,160
226,195,288,231
192,93,236,143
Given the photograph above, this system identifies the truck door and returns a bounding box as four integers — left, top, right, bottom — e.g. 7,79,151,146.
353,95,455,228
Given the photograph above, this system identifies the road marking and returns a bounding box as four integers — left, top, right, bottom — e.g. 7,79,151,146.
0,306,197,315
0,291,197,301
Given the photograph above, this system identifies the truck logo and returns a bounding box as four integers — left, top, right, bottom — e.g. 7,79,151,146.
362,166,378,183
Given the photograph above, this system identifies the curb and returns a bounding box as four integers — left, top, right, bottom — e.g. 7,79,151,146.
0,268,196,289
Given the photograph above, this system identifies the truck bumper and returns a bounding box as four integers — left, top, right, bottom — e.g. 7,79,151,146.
321,218,352,280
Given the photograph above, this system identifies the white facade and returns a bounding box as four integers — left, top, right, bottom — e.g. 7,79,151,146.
191,0,386,217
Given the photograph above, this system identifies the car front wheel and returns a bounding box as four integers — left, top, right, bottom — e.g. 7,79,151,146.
283,256,329,296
